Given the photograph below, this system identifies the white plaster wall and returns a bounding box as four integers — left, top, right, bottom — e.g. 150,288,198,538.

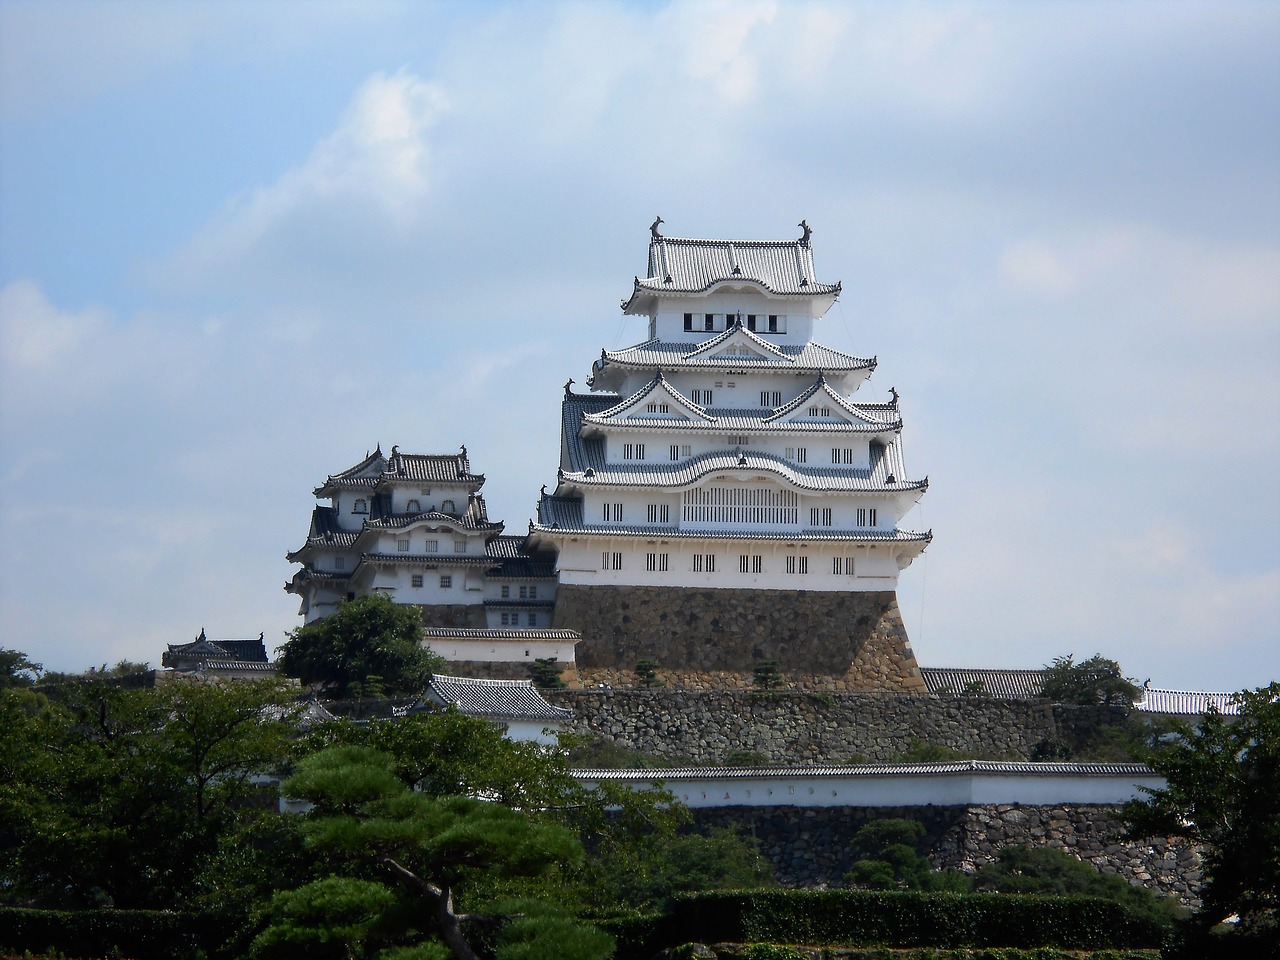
577,771,1167,809
553,536,905,591
651,290,816,344
428,639,577,662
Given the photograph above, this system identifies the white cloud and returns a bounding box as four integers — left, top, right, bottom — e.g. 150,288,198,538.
0,279,108,370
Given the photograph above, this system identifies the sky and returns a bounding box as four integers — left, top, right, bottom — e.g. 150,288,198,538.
0,0,1277,692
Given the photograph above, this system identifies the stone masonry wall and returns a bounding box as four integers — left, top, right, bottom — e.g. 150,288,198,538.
550,690,1123,764
552,585,924,692
694,804,1202,907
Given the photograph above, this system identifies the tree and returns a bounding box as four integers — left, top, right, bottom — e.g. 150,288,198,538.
971,845,1181,925
1040,654,1140,706
278,594,443,698
1122,682,1280,940
0,677,300,910
526,657,565,690
752,659,783,691
634,659,664,688
0,647,42,688
844,819,969,892
262,745,613,960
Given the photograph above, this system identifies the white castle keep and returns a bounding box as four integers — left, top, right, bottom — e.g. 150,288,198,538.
287,222,931,690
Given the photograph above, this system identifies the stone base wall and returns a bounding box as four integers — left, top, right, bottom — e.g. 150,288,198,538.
550,689,1124,764
440,659,579,685
415,603,487,629
695,804,1202,907
552,585,924,692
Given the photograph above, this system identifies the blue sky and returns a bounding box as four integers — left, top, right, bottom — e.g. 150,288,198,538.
1,0,1277,691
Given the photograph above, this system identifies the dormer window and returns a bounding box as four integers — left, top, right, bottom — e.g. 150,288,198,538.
406,499,421,513
353,498,369,514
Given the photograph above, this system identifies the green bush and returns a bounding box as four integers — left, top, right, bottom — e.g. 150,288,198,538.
663,890,1171,950
0,907,208,959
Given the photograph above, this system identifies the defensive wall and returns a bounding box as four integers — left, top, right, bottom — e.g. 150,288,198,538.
553,585,925,691
694,803,1201,907
549,689,1127,764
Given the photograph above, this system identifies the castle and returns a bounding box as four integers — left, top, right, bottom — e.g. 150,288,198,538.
286,221,930,691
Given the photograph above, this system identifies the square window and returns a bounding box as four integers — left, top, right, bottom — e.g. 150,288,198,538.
454,540,467,553
425,539,439,553
411,574,423,588
397,538,410,552
439,575,452,588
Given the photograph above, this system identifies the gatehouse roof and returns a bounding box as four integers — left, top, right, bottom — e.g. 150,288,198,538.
420,674,573,722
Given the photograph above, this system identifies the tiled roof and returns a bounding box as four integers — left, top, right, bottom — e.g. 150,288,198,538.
422,674,574,722
194,659,277,672
485,535,532,559
534,494,930,543
575,760,1156,780
1135,688,1241,716
423,628,580,641
582,376,900,436
364,511,502,533
921,668,1049,699
164,636,269,666
362,553,498,568
623,236,840,312
599,337,873,373
318,447,484,492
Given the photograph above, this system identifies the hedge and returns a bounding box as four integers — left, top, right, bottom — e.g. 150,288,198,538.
661,891,1171,950
0,908,210,960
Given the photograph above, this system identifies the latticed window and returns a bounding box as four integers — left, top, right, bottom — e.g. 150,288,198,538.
831,557,855,576
439,575,452,588
692,554,716,573
411,574,423,587
856,507,878,528
646,504,669,523
683,486,798,524
397,539,410,552
622,443,645,460
601,551,623,570
645,552,669,572
425,539,439,553
785,555,808,574
831,448,855,464
406,499,420,513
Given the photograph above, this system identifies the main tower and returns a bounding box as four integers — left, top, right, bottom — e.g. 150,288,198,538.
529,222,930,691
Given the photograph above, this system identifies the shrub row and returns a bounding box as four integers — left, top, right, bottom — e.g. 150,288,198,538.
661,891,1171,951
0,908,209,960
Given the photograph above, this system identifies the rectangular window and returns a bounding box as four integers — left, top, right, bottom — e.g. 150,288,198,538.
528,585,537,599
809,507,819,526
796,447,807,463
411,574,423,588
439,575,452,588
425,539,438,553
768,314,779,332
822,507,832,526
601,551,623,570
691,389,712,406
759,390,781,406
785,555,796,574
622,443,645,460
334,556,345,570
528,613,537,627
454,539,467,553
739,554,761,574
613,503,623,521
856,507,878,527
670,444,680,461
646,504,670,523
684,312,694,331
831,448,855,464
681,444,692,457
397,538,410,552
645,552,669,572
501,585,510,598
799,556,809,574
727,435,748,446
808,406,819,417
518,585,528,599
746,314,757,330
692,554,716,573
704,313,714,331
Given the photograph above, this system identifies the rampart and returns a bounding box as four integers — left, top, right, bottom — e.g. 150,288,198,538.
550,689,1125,764
552,585,924,692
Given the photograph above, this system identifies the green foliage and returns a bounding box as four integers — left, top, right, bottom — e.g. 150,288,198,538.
1039,655,1139,707
277,594,442,698
634,659,664,688
752,660,783,691
1122,682,1280,939
272,746,607,960
526,657,566,690
0,907,206,960
0,678,298,910
588,826,777,910
0,648,42,688
723,749,768,767
663,889,1170,950
252,876,399,959
971,846,1182,925
845,819,971,893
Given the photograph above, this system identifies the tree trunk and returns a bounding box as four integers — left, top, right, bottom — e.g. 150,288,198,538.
381,857,479,960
